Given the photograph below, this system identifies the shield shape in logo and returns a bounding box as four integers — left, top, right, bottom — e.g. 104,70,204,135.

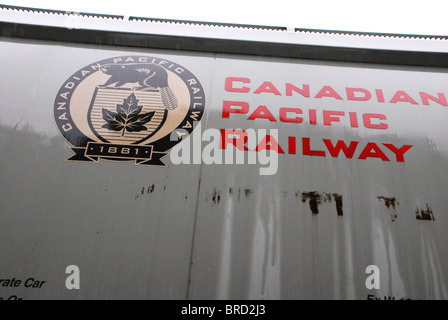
87,87,168,145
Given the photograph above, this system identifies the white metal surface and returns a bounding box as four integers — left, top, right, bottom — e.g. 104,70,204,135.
1,6,448,301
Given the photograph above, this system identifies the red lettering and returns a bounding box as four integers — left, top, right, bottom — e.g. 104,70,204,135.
358,143,390,161
323,110,345,126
349,112,358,128
254,81,281,95
375,89,385,103
285,83,310,97
323,139,358,158
390,90,418,104
420,92,448,106
255,135,285,153
222,101,249,118
248,106,277,121
315,86,343,100
279,108,303,123
302,137,325,157
309,109,317,125
225,77,250,93
383,144,413,162
220,129,249,150
289,136,296,154
346,88,371,101
363,113,388,129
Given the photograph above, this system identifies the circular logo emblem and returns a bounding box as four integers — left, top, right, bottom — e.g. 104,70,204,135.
54,55,205,166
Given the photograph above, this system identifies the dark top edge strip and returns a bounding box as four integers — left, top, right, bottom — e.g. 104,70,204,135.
0,4,124,19
128,16,287,31
295,28,448,40
1,21,448,68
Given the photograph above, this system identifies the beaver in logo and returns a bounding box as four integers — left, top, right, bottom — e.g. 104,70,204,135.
100,63,178,110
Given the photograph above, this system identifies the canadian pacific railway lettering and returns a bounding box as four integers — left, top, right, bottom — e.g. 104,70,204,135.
225,77,448,106
219,131,412,162
223,101,388,129
216,76,442,163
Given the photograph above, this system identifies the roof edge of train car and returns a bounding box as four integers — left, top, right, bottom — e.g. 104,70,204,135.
1,4,448,67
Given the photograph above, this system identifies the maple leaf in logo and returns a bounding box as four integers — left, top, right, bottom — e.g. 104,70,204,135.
102,93,155,137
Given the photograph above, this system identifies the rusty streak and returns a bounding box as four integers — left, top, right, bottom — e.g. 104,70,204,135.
377,196,398,221
301,191,343,216
302,191,322,214
332,193,343,216
416,204,435,221
212,189,221,205
377,196,397,210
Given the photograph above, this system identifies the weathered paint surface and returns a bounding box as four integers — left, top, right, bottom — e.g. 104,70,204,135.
1,39,448,300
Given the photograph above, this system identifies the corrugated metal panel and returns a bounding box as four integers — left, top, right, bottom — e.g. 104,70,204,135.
1,6,448,301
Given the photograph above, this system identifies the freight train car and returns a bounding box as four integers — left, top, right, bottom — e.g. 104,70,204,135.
1,4,448,300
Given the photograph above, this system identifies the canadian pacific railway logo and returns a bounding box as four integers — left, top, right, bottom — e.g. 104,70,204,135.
54,56,205,166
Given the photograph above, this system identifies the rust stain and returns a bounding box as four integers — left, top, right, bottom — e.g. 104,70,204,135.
212,189,221,205
135,185,155,199
302,191,322,214
377,196,398,210
244,188,253,198
377,196,398,221
332,193,343,217
416,204,435,221
229,188,233,196
300,191,344,217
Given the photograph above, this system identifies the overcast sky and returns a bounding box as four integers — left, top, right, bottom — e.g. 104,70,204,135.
2,0,448,36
